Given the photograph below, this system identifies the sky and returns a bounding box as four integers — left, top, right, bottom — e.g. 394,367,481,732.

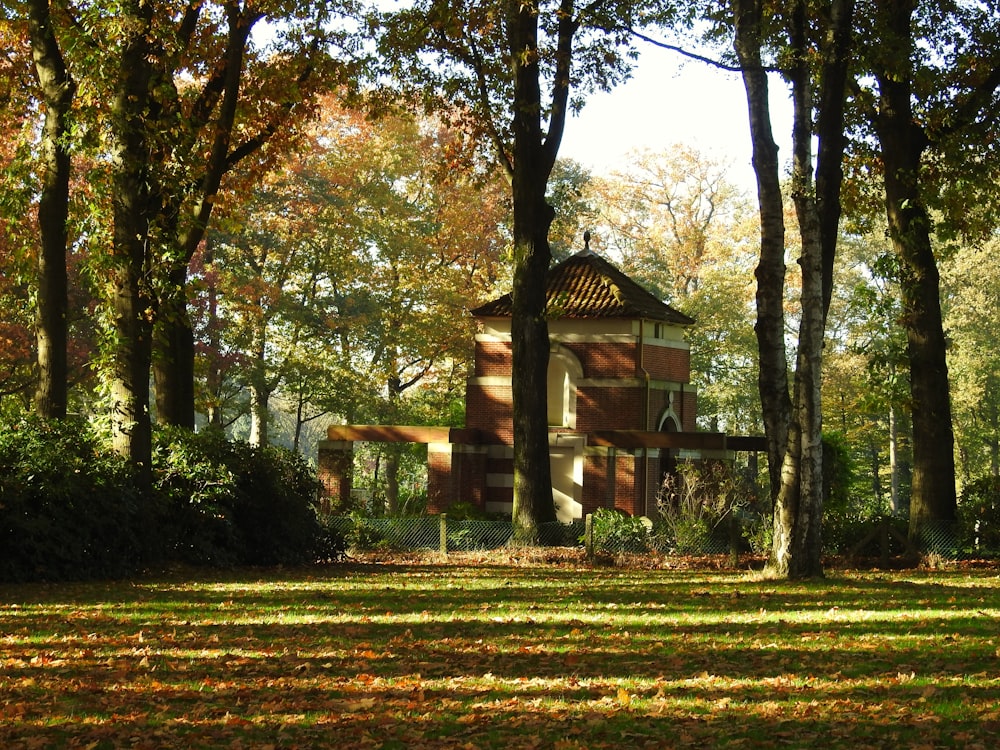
559,47,794,192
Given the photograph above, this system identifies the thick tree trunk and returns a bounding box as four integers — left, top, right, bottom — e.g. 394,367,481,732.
873,0,957,540
109,0,156,491
505,0,569,542
28,0,74,420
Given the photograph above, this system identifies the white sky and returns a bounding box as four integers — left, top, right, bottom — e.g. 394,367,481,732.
559,48,794,193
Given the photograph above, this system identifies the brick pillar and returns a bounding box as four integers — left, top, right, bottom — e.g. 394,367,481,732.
317,440,353,514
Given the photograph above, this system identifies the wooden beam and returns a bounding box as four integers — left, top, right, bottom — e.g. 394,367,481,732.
325,425,486,444
325,424,767,452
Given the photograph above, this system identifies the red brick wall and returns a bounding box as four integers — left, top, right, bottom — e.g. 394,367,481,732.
641,343,690,382
474,341,512,377
428,447,488,513
576,387,646,431
581,450,643,516
681,390,697,431
465,384,514,442
563,341,636,379
582,453,609,516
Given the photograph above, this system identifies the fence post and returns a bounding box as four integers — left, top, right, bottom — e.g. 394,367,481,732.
585,513,594,561
439,513,448,558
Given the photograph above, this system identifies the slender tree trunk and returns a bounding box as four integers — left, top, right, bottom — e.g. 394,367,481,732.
869,438,883,505
733,0,790,501
28,0,74,420
889,405,900,514
248,323,269,446
204,238,224,428
873,0,957,539
737,0,852,578
109,0,156,491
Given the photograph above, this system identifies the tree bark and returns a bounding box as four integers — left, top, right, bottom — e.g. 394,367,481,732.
108,0,157,490
737,0,852,578
248,322,269,447
733,0,790,502
505,0,575,541
27,0,74,420
873,0,957,539
153,268,196,428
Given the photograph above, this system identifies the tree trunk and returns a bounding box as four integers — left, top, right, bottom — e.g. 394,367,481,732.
28,0,74,420
733,0,790,500
889,404,900,514
248,323,269,447
203,238,224,428
505,0,570,541
152,8,255,429
109,0,156,491
873,0,957,540
737,0,852,578
153,270,197,429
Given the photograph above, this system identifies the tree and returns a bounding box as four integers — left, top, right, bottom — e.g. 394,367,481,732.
858,0,1000,540
3,1,360,484
731,0,854,577
376,0,662,541
26,0,74,420
0,23,36,415
205,100,509,466
148,2,354,431
943,238,1000,483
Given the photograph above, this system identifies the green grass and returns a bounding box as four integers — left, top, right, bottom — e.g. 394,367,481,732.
3,558,1000,748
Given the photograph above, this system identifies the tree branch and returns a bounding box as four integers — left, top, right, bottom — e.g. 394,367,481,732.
625,27,786,75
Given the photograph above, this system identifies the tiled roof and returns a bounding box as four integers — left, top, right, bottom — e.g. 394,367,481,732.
470,249,695,326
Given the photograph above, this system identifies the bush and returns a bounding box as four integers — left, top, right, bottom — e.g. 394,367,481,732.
657,462,745,554
152,427,325,566
591,507,650,553
959,476,1000,555
0,416,147,581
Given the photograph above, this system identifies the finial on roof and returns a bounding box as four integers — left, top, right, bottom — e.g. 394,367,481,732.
583,230,592,254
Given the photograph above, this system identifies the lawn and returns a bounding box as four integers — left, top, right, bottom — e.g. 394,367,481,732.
2,555,1000,749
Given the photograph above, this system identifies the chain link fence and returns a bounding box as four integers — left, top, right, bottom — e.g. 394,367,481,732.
325,513,1000,562
326,515,586,554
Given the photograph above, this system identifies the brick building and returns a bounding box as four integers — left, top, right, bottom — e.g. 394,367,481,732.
319,245,761,520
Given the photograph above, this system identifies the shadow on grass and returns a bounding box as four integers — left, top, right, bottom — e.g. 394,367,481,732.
3,564,1000,749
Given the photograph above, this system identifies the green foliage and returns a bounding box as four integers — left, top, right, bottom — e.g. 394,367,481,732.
0,418,333,581
591,508,651,553
958,476,1000,556
152,427,325,566
0,416,147,581
822,432,855,513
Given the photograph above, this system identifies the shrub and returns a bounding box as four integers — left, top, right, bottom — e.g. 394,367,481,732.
657,462,745,554
591,507,650,553
152,428,325,566
0,416,147,581
958,476,1000,555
